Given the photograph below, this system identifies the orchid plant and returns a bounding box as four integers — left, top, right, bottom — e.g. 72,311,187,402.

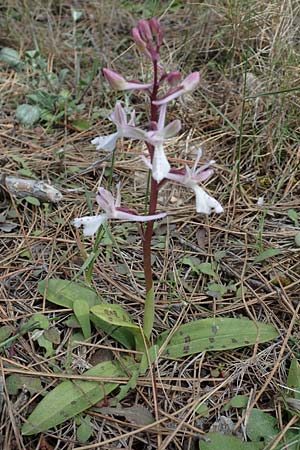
22,18,278,437
74,18,223,340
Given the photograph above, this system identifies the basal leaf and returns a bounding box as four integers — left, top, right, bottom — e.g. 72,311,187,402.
199,432,263,450
295,232,300,248
73,299,91,339
22,357,137,435
38,278,99,309
156,318,278,359
90,314,135,350
91,304,144,351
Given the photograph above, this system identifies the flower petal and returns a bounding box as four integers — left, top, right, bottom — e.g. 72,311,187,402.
96,188,116,215
161,119,181,139
110,102,127,126
73,214,107,236
192,185,223,214
91,132,119,151
152,143,171,182
115,210,166,222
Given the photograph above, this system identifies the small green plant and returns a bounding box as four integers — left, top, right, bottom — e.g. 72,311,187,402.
11,46,96,129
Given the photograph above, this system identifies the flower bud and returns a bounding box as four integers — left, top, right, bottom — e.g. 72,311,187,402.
103,68,128,90
103,68,153,91
182,72,200,92
138,19,153,42
149,18,163,46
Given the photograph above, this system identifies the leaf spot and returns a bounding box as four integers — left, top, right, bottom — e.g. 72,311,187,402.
211,325,218,335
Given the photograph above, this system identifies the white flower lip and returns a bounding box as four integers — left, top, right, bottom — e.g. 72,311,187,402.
73,215,107,236
192,185,224,214
151,143,171,183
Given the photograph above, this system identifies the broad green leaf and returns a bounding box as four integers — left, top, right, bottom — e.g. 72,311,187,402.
156,318,278,359
73,299,91,339
77,415,92,443
181,256,199,272
18,168,35,178
246,409,278,443
6,375,42,396
38,278,99,309
64,314,81,328
206,283,228,298
91,304,145,351
22,358,137,435
16,104,41,127
199,432,263,450
254,248,282,263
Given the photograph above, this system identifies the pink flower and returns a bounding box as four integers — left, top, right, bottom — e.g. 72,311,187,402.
141,148,223,214
153,72,200,106
103,68,153,91
91,102,147,151
74,185,166,236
